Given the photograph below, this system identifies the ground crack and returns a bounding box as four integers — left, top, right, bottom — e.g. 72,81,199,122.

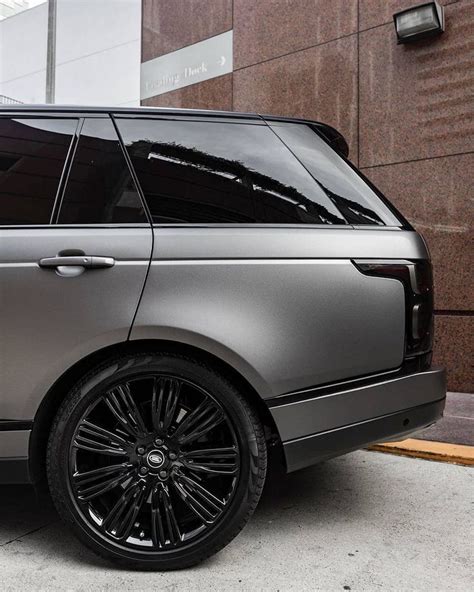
1,522,56,547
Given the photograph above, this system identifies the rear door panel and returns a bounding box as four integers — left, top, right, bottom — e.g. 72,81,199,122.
0,226,151,419
0,115,152,420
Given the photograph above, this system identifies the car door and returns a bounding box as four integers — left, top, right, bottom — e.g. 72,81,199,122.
0,114,153,421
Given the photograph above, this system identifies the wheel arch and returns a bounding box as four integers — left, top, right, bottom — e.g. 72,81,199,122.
29,339,282,485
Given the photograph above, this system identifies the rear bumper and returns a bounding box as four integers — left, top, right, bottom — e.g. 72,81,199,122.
268,367,446,472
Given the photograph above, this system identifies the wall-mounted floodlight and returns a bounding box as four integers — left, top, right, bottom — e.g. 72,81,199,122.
393,1,445,44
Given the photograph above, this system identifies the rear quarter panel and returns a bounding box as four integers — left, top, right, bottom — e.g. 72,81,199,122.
131,227,429,398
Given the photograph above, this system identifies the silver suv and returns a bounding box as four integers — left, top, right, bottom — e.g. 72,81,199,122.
0,106,446,569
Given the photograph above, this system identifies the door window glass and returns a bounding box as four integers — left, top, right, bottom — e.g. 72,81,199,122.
58,118,146,224
117,118,347,225
0,118,76,225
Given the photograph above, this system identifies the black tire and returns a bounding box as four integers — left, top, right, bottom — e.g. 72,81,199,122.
47,352,267,570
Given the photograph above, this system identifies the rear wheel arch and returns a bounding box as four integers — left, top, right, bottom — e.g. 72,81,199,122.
30,339,282,486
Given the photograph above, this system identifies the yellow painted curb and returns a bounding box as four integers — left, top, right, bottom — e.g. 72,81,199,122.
368,438,474,466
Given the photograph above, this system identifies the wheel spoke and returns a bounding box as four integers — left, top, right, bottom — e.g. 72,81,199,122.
70,372,241,552
151,378,181,433
161,484,181,545
102,479,147,540
150,486,166,548
182,447,239,475
173,399,223,445
173,472,225,523
105,383,147,438
74,419,129,456
151,378,164,433
151,484,181,547
73,463,134,501
172,477,215,523
163,379,181,431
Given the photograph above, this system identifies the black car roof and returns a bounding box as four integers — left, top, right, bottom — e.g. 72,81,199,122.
0,104,349,157
0,104,258,118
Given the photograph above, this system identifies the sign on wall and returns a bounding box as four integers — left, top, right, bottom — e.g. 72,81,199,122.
140,30,233,100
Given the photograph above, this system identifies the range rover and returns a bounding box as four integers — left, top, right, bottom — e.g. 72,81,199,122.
0,106,446,569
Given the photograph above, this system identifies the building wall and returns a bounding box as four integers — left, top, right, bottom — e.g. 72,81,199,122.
140,0,474,391
0,3,47,103
0,0,30,21
0,0,141,106
54,0,141,106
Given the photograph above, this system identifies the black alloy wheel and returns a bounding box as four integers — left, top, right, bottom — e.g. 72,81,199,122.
47,353,267,570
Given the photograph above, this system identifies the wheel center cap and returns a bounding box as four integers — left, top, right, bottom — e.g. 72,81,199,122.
146,449,165,469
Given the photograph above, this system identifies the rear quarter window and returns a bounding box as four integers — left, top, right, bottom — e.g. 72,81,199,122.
269,122,405,226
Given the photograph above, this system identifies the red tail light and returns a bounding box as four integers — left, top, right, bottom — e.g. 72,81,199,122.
353,259,434,357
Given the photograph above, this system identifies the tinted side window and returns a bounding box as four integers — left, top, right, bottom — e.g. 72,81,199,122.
117,119,346,225
0,118,76,225
58,118,146,224
270,122,403,226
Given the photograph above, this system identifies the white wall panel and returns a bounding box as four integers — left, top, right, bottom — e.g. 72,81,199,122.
55,39,140,105
0,3,46,102
56,0,140,64
54,0,140,105
0,68,45,103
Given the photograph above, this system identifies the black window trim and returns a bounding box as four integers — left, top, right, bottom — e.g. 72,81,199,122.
148,223,402,231
50,117,83,224
110,114,153,226
112,113,264,125
52,115,153,227
151,223,355,230
0,223,403,231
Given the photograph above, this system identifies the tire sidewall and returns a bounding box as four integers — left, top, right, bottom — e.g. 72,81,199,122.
48,353,264,569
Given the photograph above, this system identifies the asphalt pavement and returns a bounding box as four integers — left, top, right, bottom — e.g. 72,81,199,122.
0,450,472,591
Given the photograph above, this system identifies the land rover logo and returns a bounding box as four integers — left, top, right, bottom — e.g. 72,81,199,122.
146,449,165,468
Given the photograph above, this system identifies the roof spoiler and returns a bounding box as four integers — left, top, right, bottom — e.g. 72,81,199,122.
310,122,349,158
261,115,349,158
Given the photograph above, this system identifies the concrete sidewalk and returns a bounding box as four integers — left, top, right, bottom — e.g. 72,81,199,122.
0,450,472,591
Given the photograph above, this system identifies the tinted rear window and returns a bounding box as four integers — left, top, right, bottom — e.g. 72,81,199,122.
116,118,347,225
269,122,403,226
0,118,76,225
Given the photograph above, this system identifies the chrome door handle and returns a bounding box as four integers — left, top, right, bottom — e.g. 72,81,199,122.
39,255,115,269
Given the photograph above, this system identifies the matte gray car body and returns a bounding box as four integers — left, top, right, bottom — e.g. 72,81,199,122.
0,105,446,483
